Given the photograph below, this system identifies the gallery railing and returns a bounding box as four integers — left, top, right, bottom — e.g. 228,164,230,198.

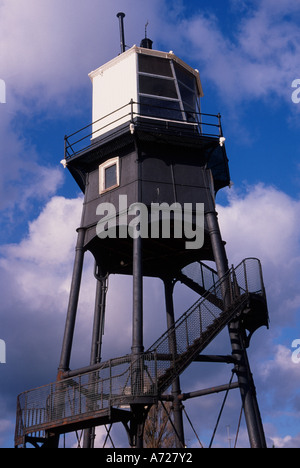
64,100,224,160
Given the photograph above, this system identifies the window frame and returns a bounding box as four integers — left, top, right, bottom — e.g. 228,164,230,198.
99,157,120,194
137,54,201,124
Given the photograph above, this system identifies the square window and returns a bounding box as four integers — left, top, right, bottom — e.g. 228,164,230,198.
99,157,120,193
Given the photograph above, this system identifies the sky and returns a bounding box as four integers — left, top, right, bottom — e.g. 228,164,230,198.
1,0,300,448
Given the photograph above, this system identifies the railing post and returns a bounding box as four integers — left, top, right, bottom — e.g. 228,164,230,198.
79,375,81,416
154,350,158,395
23,394,28,432
231,267,240,301
64,135,68,159
243,260,249,293
109,360,112,401
258,259,266,299
199,305,203,335
217,113,223,137
130,98,134,123
200,262,205,290
183,316,187,347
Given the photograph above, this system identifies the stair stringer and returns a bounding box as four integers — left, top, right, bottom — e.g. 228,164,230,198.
148,294,250,396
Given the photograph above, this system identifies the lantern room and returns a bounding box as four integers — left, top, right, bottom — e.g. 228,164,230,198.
89,45,204,139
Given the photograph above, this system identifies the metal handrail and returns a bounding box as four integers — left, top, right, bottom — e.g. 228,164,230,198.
181,260,220,296
151,258,266,353
63,100,224,160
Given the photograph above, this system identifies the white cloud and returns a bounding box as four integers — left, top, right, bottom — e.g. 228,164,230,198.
0,195,163,369
0,419,14,448
270,434,300,449
0,0,104,102
0,108,64,215
260,344,300,383
0,1,299,446
7,0,298,110
217,184,300,332
1,0,298,214
0,0,166,227
4,0,299,231
0,196,84,325
161,0,300,105
2,196,82,266
0,182,299,447
215,184,300,446
0,0,164,108
218,184,300,266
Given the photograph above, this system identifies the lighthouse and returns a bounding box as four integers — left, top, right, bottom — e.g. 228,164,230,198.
15,14,269,449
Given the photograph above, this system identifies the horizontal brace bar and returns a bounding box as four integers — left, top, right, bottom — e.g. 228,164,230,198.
193,354,237,364
161,381,239,402
62,356,132,378
180,382,239,401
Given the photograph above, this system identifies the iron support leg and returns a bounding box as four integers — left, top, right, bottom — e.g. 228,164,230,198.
132,236,144,356
205,211,229,278
83,276,107,449
229,321,267,448
129,405,148,449
90,276,107,365
58,227,86,376
131,236,144,448
205,209,266,448
164,278,185,448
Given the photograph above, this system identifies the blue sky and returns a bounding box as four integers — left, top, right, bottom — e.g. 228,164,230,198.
1,0,300,448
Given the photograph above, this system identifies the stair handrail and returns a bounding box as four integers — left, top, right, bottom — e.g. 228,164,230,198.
148,258,266,358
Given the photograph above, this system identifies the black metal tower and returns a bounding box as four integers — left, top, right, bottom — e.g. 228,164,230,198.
15,14,269,449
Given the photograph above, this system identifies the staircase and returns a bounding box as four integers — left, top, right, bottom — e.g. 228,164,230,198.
15,258,268,447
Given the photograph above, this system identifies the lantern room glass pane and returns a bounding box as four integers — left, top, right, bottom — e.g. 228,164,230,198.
140,96,182,120
178,83,196,109
139,75,178,99
174,62,196,90
138,54,173,77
